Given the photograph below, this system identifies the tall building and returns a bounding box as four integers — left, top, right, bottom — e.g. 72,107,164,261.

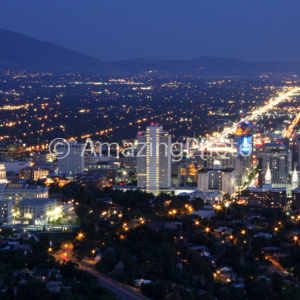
230,124,253,186
57,141,84,179
137,124,171,193
258,143,291,184
198,161,236,196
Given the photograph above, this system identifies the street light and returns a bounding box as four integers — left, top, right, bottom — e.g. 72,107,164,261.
92,249,95,260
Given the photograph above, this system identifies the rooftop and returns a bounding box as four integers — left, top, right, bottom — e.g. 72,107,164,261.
19,198,56,206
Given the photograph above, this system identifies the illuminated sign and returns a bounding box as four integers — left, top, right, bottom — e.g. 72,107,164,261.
240,136,252,155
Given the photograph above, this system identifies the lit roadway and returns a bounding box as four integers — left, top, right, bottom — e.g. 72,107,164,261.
54,245,149,300
283,106,300,137
199,87,300,151
265,255,289,277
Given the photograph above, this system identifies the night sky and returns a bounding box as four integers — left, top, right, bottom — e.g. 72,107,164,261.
0,0,299,62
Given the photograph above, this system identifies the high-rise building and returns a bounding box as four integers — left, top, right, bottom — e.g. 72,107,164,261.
230,124,254,186
57,141,84,179
258,143,291,184
198,161,236,196
137,124,171,193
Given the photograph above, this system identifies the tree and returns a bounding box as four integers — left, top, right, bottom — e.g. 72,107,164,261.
17,280,52,300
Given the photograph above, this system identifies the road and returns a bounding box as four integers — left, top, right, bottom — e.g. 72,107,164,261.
54,245,148,300
199,87,300,151
265,255,289,277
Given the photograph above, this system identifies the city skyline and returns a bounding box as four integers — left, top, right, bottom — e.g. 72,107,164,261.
2,2,300,299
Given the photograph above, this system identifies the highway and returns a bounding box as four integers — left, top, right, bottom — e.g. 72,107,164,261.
199,87,300,151
283,106,300,137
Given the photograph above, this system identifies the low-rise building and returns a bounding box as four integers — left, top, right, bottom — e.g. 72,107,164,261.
0,183,49,213
19,198,57,223
248,186,286,209
19,166,50,181
248,166,286,210
292,188,300,210
74,172,107,189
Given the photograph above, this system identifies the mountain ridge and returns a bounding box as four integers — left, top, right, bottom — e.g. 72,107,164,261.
1,28,300,75
0,28,120,74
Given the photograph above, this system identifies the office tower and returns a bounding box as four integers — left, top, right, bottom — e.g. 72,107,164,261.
198,161,236,196
57,141,84,179
137,124,171,192
230,124,253,186
257,143,291,184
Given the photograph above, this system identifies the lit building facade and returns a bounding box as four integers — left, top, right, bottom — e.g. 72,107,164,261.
0,200,12,224
19,166,49,181
0,164,8,184
57,141,84,179
137,124,171,193
0,183,49,216
248,165,287,210
198,161,236,196
18,198,57,222
258,143,291,184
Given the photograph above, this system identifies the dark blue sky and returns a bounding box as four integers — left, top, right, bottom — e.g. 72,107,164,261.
0,0,299,62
